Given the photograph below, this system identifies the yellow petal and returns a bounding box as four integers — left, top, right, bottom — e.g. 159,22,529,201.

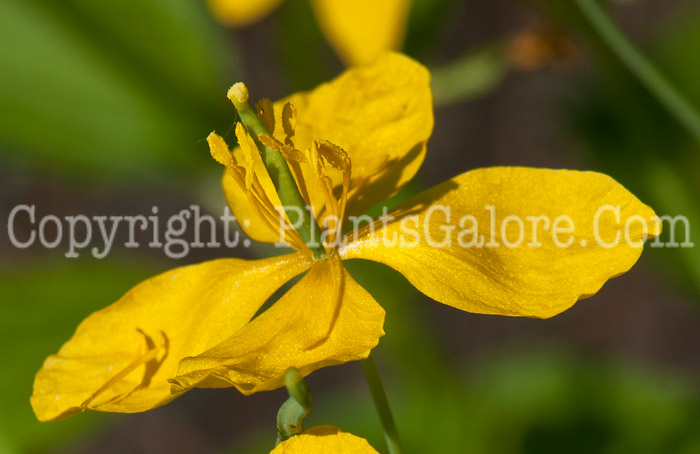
31,253,311,421
274,52,433,219
341,167,661,318
208,0,284,27
310,0,411,66
171,256,385,394
271,426,380,453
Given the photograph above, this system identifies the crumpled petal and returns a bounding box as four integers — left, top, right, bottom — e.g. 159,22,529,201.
208,0,284,27
274,52,433,220
310,0,411,66
170,256,385,395
341,167,661,318
31,253,311,421
271,426,380,453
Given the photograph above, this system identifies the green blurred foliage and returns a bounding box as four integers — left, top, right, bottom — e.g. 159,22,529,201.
275,0,336,94
654,3,700,106
532,0,700,296
404,0,464,60
0,259,162,453
0,0,236,182
431,45,508,106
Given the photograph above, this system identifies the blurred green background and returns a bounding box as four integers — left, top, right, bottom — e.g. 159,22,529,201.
1,0,699,453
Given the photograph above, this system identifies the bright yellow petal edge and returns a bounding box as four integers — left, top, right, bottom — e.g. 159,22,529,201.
271,426,380,454
341,167,662,319
31,253,312,421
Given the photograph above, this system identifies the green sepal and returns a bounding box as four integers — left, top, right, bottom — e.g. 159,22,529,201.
275,368,313,446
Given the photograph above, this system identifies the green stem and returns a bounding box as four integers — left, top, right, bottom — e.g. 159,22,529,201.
574,0,700,144
229,83,327,259
361,354,402,454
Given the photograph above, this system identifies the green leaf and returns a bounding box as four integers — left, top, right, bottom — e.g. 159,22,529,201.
0,0,236,180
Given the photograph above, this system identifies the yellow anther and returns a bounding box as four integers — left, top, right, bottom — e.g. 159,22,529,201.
256,98,276,133
282,103,297,146
234,123,256,190
316,141,350,171
258,133,285,151
207,132,234,168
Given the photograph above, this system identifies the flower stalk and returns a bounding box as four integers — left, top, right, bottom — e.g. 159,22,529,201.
228,83,327,259
361,353,402,454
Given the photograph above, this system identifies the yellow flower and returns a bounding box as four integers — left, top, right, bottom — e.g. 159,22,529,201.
208,0,410,66
270,426,379,453
31,53,660,422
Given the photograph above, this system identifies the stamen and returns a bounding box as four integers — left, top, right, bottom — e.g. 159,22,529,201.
207,132,234,167
316,141,352,226
257,132,316,223
282,103,297,147
226,82,328,260
218,84,353,255
235,123,257,190
255,98,276,133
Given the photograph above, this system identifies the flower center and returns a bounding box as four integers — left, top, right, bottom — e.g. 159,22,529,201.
259,107,352,250
222,83,352,257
